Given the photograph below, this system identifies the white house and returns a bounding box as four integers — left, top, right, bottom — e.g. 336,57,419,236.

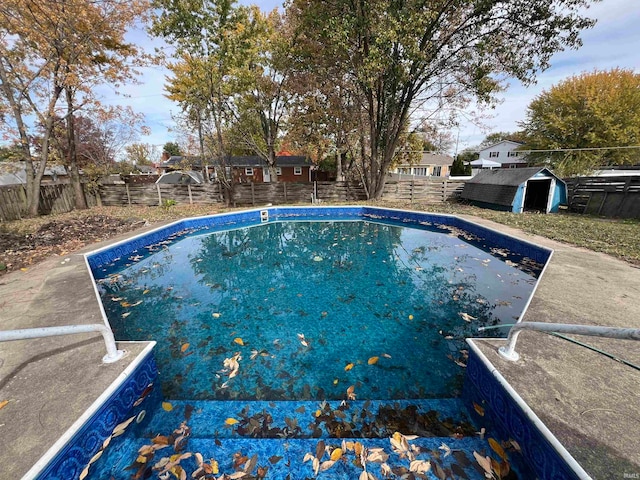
478,140,528,169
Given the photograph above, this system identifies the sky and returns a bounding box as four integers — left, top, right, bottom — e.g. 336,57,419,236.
106,0,640,158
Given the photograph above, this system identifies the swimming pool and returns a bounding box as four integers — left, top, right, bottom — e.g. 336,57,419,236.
38,207,576,480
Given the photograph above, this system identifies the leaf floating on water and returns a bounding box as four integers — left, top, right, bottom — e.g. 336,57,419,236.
233,337,245,346
344,363,354,371
225,417,239,425
458,312,477,322
368,356,379,365
473,402,485,416
112,415,135,436
330,448,343,461
408,314,414,320
269,455,283,465
320,460,335,472
489,437,507,460
162,402,174,412
409,459,431,474
121,312,131,318
212,312,221,318
180,343,190,353
111,297,123,302
472,452,492,475
143,289,150,295
438,442,452,458
313,256,323,262
130,300,143,307
346,385,356,400
382,353,392,359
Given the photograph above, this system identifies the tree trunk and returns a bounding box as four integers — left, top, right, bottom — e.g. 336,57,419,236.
66,88,88,209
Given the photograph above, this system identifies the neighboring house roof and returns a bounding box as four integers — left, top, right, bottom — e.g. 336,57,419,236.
0,162,67,186
396,152,453,168
462,167,563,207
226,155,312,167
477,140,524,153
161,155,312,169
137,165,156,174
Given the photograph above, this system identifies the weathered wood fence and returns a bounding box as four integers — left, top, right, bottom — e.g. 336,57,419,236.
1,178,464,222
565,176,640,218
0,182,97,222
382,179,465,202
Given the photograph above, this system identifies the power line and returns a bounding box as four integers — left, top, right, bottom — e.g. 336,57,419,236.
518,145,640,154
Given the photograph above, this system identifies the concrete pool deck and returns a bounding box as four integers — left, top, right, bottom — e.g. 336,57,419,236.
0,212,638,479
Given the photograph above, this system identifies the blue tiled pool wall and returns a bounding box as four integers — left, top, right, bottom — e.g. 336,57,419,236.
87,206,551,272
36,352,159,480
463,347,580,480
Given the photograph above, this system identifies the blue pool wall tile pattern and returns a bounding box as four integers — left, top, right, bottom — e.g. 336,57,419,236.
87,206,551,271
36,350,158,480
463,346,581,480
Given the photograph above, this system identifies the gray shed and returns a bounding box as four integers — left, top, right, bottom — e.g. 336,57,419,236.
461,167,566,213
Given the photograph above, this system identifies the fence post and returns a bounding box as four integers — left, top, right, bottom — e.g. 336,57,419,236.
442,180,448,202
125,183,132,207
410,180,414,203
251,182,255,206
156,183,162,206
283,182,287,203
187,184,193,204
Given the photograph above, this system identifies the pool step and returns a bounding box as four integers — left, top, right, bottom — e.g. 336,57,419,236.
143,398,476,439
92,435,494,480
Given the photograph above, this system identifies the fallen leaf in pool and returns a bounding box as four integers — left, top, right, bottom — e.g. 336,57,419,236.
225,417,239,425
368,356,379,365
212,313,221,318
122,312,131,318
234,338,244,346
162,402,174,412
344,363,354,371
143,289,150,295
473,402,485,416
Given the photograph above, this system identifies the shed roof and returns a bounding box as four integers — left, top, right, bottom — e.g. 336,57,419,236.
466,167,558,186
226,155,312,167
462,167,562,207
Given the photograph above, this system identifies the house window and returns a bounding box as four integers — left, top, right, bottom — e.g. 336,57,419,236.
433,166,442,176
489,151,499,158
509,164,517,168
276,167,282,176
245,167,254,176
414,167,428,176
507,151,520,157
294,166,302,175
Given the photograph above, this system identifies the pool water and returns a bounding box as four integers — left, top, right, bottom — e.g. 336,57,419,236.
96,219,539,402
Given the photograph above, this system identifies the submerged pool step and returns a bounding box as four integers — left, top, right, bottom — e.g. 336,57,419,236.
143,398,476,440
92,435,493,480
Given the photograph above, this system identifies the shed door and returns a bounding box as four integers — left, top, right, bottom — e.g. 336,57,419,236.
523,179,552,212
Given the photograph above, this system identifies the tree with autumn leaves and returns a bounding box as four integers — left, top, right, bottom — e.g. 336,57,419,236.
520,69,640,176
0,0,150,215
152,0,596,199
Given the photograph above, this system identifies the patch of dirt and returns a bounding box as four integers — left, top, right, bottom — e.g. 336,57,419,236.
0,215,145,274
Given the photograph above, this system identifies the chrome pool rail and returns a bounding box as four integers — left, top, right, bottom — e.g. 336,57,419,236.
478,322,640,362
0,324,125,363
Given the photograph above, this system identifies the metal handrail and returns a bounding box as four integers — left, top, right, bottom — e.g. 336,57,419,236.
0,324,125,363
479,322,640,362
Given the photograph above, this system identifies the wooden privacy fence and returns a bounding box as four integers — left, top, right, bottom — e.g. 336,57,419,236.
0,182,97,222
382,178,465,203
1,178,465,221
565,175,640,218
231,181,367,206
98,183,224,207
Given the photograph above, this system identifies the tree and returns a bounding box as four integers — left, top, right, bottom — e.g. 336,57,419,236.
289,0,596,198
125,143,158,166
450,155,472,176
520,69,640,176
0,0,150,215
153,0,262,195
162,142,182,157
